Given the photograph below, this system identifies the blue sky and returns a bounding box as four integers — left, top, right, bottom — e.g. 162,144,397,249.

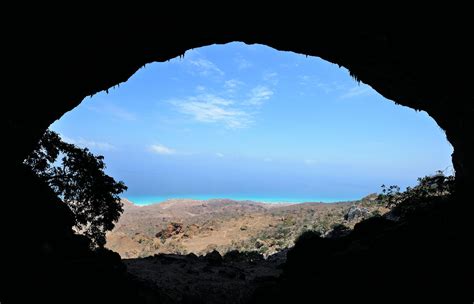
51,42,453,204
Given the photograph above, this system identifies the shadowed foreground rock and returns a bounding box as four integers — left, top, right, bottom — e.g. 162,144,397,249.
125,250,285,304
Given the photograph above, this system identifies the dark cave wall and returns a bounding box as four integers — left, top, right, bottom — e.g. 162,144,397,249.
3,22,473,302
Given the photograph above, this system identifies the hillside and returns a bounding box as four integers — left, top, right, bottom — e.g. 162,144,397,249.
106,196,387,258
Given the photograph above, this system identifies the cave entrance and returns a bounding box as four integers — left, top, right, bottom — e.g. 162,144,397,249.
48,42,452,259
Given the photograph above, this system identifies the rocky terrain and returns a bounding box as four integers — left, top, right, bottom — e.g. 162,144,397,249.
106,195,387,258
104,174,465,303
114,196,387,303
125,250,287,303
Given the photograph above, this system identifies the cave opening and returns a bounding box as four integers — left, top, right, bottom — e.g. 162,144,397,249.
34,43,456,301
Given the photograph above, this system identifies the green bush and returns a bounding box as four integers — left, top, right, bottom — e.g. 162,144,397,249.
378,171,454,208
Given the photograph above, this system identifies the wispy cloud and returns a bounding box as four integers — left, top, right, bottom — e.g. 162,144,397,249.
87,103,137,121
263,158,273,162
170,94,253,129
224,79,244,95
216,152,224,158
299,75,373,99
263,72,279,85
235,57,252,70
317,81,345,94
188,58,224,76
299,75,345,94
60,135,116,151
304,159,317,165
246,86,273,106
150,144,175,155
224,79,244,89
299,75,311,84
340,84,372,99
107,104,137,121
167,67,276,129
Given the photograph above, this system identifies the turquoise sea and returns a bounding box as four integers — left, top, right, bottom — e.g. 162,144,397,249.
123,194,359,206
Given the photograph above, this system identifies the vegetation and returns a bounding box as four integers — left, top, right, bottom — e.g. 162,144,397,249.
237,171,455,256
378,171,454,207
25,129,127,248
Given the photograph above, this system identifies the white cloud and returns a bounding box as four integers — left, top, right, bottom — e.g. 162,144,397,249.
300,75,310,82
59,135,116,151
87,103,137,121
170,94,253,129
263,158,273,162
168,78,274,129
340,84,372,99
224,79,244,89
216,152,224,158
188,58,224,76
59,134,76,144
299,75,347,94
83,140,115,151
150,144,175,155
299,75,373,99
263,72,279,85
304,159,317,165
236,57,252,70
246,86,273,106
316,81,340,94
107,105,137,121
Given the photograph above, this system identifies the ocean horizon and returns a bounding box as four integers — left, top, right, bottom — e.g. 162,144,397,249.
123,194,361,206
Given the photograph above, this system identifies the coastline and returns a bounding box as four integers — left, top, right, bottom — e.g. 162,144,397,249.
123,195,360,206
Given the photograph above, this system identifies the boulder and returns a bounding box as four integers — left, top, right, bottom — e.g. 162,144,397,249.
344,205,370,221
155,222,184,239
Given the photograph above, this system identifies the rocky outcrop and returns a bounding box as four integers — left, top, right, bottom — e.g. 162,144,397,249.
155,222,184,239
344,205,370,221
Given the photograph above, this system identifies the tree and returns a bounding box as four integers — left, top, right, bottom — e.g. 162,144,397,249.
378,171,454,208
24,130,127,248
